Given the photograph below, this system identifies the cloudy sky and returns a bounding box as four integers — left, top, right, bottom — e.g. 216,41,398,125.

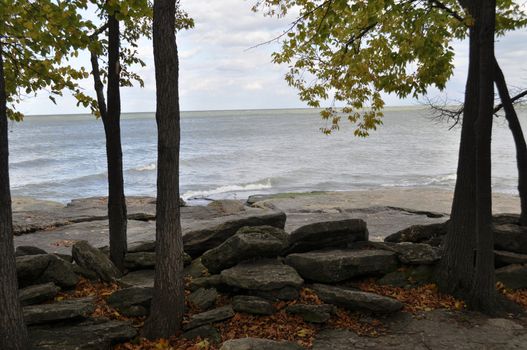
19,0,527,115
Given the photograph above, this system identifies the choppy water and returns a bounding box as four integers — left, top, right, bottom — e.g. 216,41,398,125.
7,107,526,203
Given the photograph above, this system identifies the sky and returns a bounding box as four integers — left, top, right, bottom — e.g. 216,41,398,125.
18,0,527,115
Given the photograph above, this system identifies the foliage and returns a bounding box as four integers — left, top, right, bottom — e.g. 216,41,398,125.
0,0,93,120
253,0,527,136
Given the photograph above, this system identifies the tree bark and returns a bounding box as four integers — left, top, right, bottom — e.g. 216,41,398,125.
143,0,185,339
103,14,127,271
469,0,497,313
0,44,30,350
494,58,527,226
438,14,479,298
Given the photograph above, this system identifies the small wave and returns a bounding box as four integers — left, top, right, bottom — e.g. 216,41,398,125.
182,178,273,200
132,163,156,172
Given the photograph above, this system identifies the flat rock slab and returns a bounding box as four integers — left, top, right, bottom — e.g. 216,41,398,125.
495,250,527,267
494,224,527,254
19,283,60,306
29,318,137,350
118,269,155,288
312,311,527,350
221,259,304,291
13,196,157,235
495,264,527,290
286,249,397,283
286,304,334,323
107,287,153,317
312,284,403,313
23,297,95,325
184,305,235,330
17,254,78,289
232,295,275,315
220,338,303,350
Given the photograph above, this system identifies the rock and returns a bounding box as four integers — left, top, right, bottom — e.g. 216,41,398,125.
221,259,304,293
188,288,218,311
23,297,95,325
72,264,99,281
253,287,300,301
19,283,60,306
182,325,221,343
286,219,368,254
127,240,156,253
493,214,521,226
286,304,333,323
285,249,397,283
232,295,274,315
54,253,73,263
189,275,223,292
124,252,155,270
184,258,209,278
378,270,408,287
496,264,527,290
107,287,153,317
17,254,78,289
312,329,361,350
494,224,527,254
16,245,47,256
184,305,235,330
312,284,403,313
119,269,155,288
72,241,121,282
495,250,527,267
220,338,303,350
29,318,137,349
207,200,246,215
201,226,289,274
391,243,441,265
183,210,287,257
385,222,448,246
378,265,434,287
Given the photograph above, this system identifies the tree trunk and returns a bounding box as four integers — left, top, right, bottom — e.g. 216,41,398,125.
0,44,29,350
437,16,479,298
103,14,127,271
143,0,185,339
494,58,527,226
469,0,497,313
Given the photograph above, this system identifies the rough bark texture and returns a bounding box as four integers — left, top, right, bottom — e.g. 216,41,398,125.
438,13,479,298
103,14,127,271
0,44,30,350
143,0,186,339
470,0,497,313
494,58,527,226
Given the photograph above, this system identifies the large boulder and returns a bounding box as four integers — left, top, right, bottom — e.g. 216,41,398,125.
127,240,156,253
495,250,527,267
390,243,441,265
183,305,235,330
124,252,156,270
118,269,155,288
201,226,289,274
496,264,527,290
493,224,527,254
107,287,153,317
72,241,121,282
182,325,221,344
15,245,47,256
285,249,397,283
184,211,287,257
220,259,304,293
188,288,218,311
19,283,60,306
220,338,303,350
23,297,95,325
29,318,137,349
285,219,368,254
312,284,403,313
16,254,78,289
385,222,448,246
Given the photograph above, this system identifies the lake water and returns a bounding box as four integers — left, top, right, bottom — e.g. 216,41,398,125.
7,107,526,203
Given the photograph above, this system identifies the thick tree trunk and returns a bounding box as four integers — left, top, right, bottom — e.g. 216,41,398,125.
469,0,497,313
143,0,185,339
103,14,127,271
438,22,479,298
0,45,29,350
494,59,527,226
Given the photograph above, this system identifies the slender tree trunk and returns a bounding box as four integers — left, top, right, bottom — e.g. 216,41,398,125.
143,0,185,339
494,58,527,226
438,19,479,298
0,44,29,350
469,0,497,313
103,14,127,271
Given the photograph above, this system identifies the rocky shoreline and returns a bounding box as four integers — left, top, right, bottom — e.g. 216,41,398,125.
11,189,527,349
